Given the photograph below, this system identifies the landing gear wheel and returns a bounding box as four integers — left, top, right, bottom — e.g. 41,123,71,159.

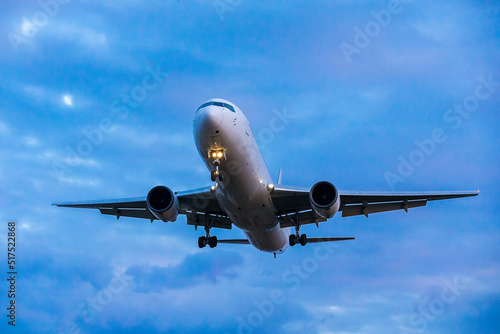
218,173,224,183
198,236,207,248
289,234,297,247
300,234,307,246
208,236,218,248
211,170,221,182
201,215,216,249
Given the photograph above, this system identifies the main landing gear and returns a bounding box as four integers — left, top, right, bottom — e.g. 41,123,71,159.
198,216,217,248
289,232,307,247
289,213,307,247
198,235,217,248
289,233,307,247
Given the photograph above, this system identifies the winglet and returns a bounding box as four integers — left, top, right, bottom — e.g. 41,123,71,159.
277,168,282,185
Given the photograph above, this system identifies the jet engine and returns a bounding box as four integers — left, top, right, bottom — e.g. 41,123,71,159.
147,185,180,222
309,181,340,218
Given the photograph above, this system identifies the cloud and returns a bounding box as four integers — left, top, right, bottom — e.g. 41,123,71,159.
63,94,73,106
0,121,9,135
50,22,108,49
23,136,41,147
126,250,244,292
21,84,81,109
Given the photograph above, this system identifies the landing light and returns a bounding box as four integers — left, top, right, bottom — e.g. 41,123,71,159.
209,149,225,160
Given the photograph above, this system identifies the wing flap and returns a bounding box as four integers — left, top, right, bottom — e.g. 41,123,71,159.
186,211,232,230
340,190,479,206
99,208,156,220
54,197,153,220
342,200,427,218
278,210,327,228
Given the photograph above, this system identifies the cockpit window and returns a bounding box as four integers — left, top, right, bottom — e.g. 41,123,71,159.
197,102,213,111
197,101,236,113
223,103,235,112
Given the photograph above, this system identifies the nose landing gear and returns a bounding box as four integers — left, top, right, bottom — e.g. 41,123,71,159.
209,149,225,182
210,161,224,182
210,165,222,182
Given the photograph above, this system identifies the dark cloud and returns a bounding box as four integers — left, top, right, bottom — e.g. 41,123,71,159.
126,250,244,292
459,294,500,333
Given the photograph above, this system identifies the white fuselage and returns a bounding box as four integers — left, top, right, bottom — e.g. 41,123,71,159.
193,98,289,253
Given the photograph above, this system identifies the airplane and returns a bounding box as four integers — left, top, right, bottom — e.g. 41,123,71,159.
53,98,479,257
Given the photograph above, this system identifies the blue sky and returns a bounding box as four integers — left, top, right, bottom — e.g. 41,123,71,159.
0,1,499,333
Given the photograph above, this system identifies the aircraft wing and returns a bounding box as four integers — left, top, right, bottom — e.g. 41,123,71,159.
271,185,479,228
52,186,233,229
53,184,479,230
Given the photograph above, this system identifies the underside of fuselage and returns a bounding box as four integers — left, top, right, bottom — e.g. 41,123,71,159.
193,98,289,253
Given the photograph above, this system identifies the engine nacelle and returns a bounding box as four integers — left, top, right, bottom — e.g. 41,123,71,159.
309,181,340,218
146,185,180,222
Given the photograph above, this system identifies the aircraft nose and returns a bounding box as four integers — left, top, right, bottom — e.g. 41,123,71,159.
195,105,223,130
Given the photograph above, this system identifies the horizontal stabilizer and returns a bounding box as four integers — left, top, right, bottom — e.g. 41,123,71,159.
307,237,355,243
217,239,251,244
